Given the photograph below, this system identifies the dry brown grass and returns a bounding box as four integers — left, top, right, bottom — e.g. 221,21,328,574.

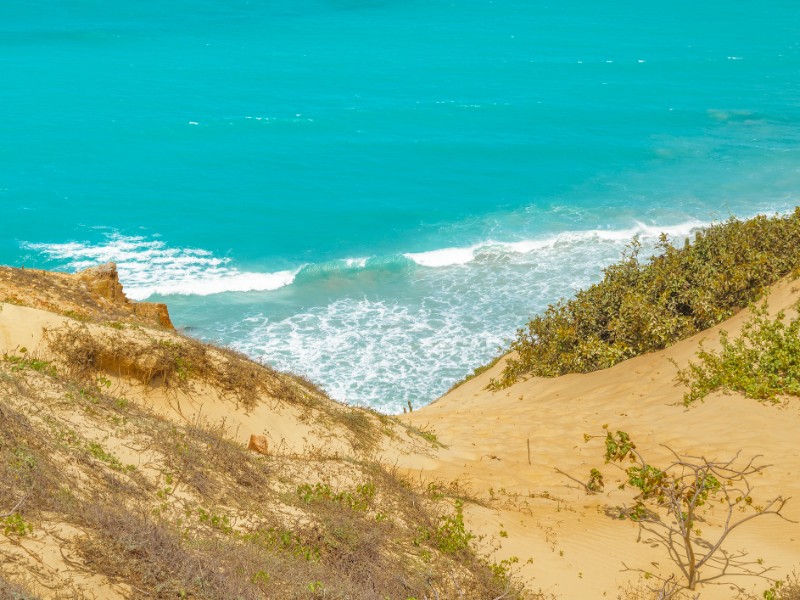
616,571,800,600
0,267,134,325
0,396,65,523
1,264,534,598
43,323,266,407
0,576,42,600
0,351,529,600
77,503,262,600
746,572,800,600
40,321,393,454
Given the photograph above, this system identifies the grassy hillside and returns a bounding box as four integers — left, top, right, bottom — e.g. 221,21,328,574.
0,267,527,600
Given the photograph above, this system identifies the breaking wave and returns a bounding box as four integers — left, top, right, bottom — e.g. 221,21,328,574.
23,218,706,303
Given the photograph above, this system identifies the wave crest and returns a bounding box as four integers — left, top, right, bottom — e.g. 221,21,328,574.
22,218,707,301
404,219,706,268
22,236,298,301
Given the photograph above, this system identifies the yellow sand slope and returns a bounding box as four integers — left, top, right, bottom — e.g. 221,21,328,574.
399,275,800,598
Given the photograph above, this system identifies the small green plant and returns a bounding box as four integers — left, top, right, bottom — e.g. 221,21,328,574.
196,508,233,535
296,481,375,512
764,580,784,600
762,571,800,600
677,300,800,405
251,570,270,586
488,556,519,584
156,483,173,501
417,428,439,446
307,580,325,596
174,357,190,381
426,482,445,500
604,430,635,462
405,424,443,447
11,446,36,472
244,528,321,562
2,353,57,377
586,468,604,493
86,442,132,472
1,513,33,537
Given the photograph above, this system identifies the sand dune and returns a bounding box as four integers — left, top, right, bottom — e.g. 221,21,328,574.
397,275,800,598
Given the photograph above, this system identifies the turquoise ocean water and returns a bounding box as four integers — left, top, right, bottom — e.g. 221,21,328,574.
3,1,799,411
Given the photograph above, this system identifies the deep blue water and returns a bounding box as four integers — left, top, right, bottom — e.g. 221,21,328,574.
3,1,800,411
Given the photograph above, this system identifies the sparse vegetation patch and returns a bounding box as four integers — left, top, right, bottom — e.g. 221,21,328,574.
580,430,790,592
0,345,527,599
676,300,800,405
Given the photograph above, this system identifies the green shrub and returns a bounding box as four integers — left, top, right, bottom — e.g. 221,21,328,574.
490,210,800,388
296,481,376,512
433,500,473,554
677,300,800,405
1,513,33,537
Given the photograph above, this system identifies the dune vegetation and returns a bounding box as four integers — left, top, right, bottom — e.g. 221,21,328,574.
490,210,800,388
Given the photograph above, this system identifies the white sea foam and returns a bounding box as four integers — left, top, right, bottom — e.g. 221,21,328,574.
403,246,477,267
23,235,298,301
225,217,715,412
344,257,368,268
403,219,706,269
24,218,709,305
127,269,299,299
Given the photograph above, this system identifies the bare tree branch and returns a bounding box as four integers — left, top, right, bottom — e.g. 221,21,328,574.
0,493,29,519
554,467,596,494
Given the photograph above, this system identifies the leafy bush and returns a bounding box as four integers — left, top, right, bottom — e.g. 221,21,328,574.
677,300,800,405
433,499,473,554
491,210,800,388
414,499,474,555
